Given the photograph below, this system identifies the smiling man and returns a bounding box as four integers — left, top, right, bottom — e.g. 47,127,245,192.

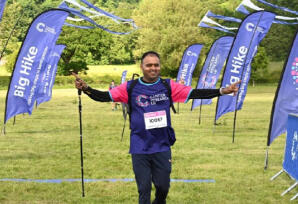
73,51,240,204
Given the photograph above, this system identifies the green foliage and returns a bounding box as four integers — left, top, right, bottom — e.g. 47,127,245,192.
251,46,269,83
57,60,88,76
53,74,120,86
0,76,10,88
261,24,297,61
0,0,294,81
5,43,21,73
133,0,236,77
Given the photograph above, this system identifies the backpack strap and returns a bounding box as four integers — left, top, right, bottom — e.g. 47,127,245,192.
127,78,139,116
160,78,176,114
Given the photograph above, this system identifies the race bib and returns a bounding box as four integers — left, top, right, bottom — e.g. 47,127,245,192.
144,110,167,130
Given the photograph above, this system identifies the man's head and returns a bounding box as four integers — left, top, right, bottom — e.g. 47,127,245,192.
140,51,161,83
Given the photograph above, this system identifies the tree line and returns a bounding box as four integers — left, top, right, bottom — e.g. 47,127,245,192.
0,0,297,82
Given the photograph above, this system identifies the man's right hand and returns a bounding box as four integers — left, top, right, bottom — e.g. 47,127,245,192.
72,72,88,91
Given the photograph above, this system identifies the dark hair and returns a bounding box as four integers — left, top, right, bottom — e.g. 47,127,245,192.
141,51,160,64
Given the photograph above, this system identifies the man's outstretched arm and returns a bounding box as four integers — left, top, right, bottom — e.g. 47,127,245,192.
188,80,241,99
73,73,112,102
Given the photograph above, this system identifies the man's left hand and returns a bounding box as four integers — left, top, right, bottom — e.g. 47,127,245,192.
221,80,241,95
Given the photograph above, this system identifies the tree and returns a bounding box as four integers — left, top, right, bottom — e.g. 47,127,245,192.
134,0,197,77
0,0,61,72
56,0,139,74
132,0,234,78
251,46,269,85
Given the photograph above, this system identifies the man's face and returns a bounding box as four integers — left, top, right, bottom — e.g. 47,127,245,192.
141,55,160,83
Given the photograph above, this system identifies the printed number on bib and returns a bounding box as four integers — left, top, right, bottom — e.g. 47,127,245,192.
144,110,167,130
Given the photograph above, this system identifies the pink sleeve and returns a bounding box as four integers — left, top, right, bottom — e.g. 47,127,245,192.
170,80,193,103
109,82,128,103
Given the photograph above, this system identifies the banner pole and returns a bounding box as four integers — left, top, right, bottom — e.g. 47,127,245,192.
198,101,202,124
78,89,85,197
281,182,298,196
264,146,269,170
232,104,238,143
232,84,241,143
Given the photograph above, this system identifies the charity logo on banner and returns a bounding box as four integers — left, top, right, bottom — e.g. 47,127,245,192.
291,57,298,87
192,36,234,110
283,114,298,181
4,9,69,123
215,11,276,121
176,44,203,86
36,44,66,106
267,31,298,145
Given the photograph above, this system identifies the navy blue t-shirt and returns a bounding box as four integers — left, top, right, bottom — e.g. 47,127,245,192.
109,77,193,154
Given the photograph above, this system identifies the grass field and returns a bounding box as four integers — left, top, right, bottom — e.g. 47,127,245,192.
0,83,296,203
87,64,142,79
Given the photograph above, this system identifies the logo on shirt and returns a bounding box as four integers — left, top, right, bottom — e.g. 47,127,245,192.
136,93,169,107
136,95,149,107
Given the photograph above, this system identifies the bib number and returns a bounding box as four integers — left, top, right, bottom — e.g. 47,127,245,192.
144,110,167,130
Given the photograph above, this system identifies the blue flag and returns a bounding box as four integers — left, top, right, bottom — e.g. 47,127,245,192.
59,1,137,34
283,114,298,181
206,11,242,23
176,44,203,86
121,70,127,84
236,4,250,15
215,11,275,121
267,31,298,145
198,21,235,34
256,0,298,16
192,36,234,110
236,3,298,25
4,9,69,123
36,44,66,106
0,0,6,22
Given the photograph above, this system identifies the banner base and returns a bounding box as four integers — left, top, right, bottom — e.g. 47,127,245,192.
281,182,297,196
270,169,284,181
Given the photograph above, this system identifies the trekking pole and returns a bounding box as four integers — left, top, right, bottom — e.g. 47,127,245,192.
77,88,85,197
120,103,128,141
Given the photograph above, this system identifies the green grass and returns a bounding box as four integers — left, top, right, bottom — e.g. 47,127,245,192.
87,64,142,78
0,65,10,76
268,61,284,73
0,84,296,203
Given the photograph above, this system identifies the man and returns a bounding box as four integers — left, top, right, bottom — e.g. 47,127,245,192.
109,80,117,111
73,51,240,204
